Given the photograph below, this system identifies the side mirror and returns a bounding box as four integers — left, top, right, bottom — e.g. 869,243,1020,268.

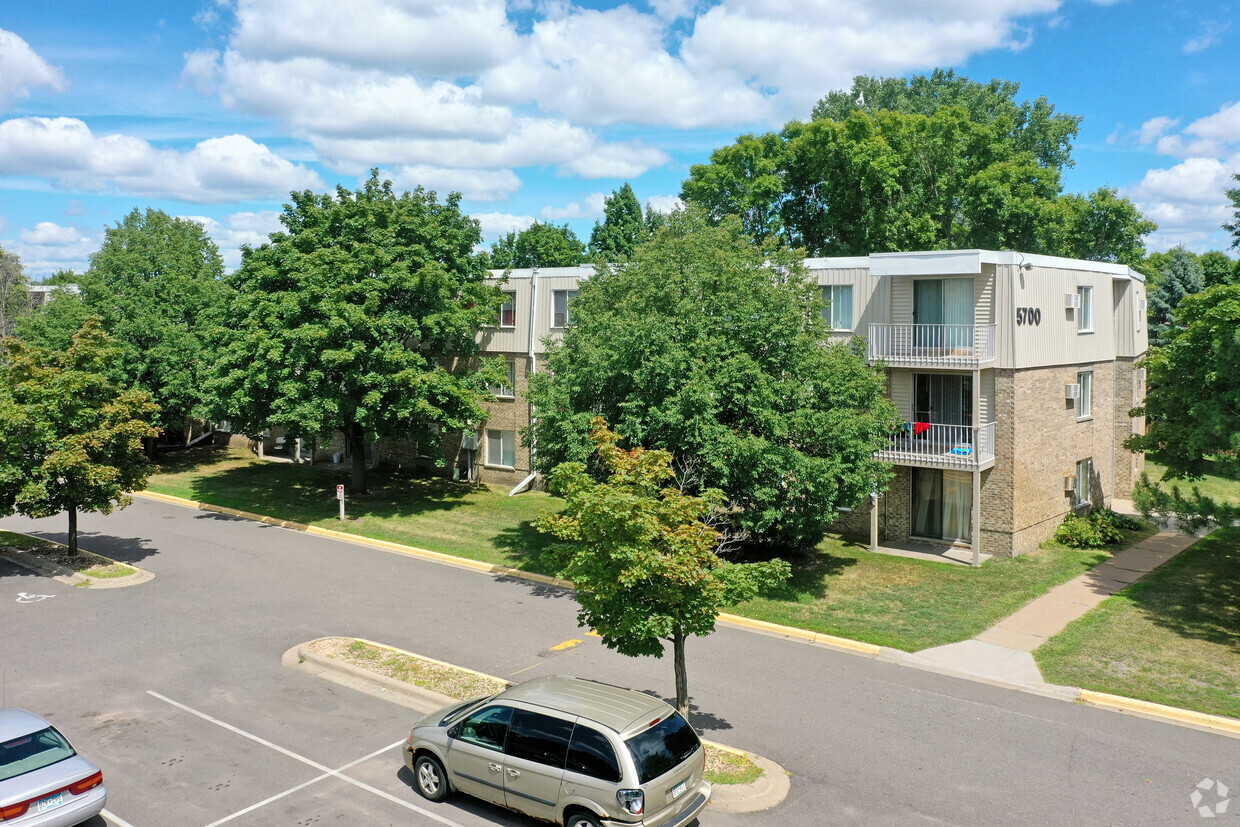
447,724,460,740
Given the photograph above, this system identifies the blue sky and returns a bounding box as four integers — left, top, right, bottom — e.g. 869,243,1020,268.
1,0,1237,276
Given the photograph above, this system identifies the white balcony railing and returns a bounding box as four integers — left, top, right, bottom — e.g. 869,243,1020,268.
875,421,996,469
868,324,996,366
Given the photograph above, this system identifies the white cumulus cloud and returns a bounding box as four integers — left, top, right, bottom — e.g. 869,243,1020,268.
182,209,284,270
0,28,65,111
0,117,322,203
541,192,607,220
8,220,97,277
473,212,535,240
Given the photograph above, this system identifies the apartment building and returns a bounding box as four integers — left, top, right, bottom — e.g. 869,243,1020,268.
444,250,1147,560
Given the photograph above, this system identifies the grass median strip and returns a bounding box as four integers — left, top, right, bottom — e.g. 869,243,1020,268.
0,529,136,579
309,637,761,785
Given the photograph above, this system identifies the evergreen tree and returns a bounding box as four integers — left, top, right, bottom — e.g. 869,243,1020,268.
1148,247,1205,346
588,184,646,260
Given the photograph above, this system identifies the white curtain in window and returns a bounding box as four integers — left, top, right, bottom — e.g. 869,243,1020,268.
942,471,972,542
832,286,854,330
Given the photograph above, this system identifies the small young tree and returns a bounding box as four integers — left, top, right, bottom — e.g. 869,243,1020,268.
536,418,790,717
0,317,158,554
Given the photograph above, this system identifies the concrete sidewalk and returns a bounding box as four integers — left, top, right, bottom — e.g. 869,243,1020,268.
906,511,1201,687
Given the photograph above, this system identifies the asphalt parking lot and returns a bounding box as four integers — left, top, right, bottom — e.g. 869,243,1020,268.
0,527,582,827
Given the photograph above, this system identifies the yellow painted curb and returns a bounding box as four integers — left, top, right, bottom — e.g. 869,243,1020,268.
1079,690,1240,737
716,612,883,655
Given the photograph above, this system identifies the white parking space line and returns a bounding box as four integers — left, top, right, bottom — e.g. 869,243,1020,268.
102,808,139,827
146,691,463,827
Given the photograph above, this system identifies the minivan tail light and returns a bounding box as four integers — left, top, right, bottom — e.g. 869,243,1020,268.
617,789,644,815
70,771,103,795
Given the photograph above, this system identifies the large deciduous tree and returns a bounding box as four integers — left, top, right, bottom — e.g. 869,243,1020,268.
489,221,585,268
208,172,503,494
527,210,899,550
0,245,28,339
682,70,1154,264
536,418,790,717
0,317,158,554
1126,284,1240,479
60,209,228,450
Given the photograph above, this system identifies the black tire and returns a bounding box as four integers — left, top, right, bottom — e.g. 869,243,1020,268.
413,754,450,802
565,811,602,827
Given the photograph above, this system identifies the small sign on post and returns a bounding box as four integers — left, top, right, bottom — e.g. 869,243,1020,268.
336,484,345,521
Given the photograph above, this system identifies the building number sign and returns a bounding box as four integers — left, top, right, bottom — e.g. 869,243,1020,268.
1015,307,1042,326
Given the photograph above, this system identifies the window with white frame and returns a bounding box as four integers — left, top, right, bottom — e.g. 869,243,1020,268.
497,291,516,327
1076,370,1092,419
553,289,579,327
1076,457,1091,505
489,360,516,398
1077,285,1093,332
821,285,854,331
487,429,516,468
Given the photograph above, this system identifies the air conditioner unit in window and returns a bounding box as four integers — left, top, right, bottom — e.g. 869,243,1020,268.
461,432,478,451
1065,293,1081,309
1138,299,1147,312
1064,474,1077,492
553,312,567,327
1135,368,1146,382
1065,383,1081,399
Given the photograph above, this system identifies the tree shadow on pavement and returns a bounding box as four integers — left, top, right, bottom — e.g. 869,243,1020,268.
9,530,159,567
634,689,733,733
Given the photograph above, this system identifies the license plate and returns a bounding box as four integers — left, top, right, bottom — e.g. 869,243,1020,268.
36,792,64,813
671,780,687,800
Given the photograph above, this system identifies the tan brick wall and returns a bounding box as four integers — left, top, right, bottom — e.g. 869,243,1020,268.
476,352,533,487
1112,356,1145,498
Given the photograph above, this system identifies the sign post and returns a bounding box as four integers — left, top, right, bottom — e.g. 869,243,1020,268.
336,484,345,521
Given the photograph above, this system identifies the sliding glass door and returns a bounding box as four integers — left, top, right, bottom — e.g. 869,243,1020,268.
913,278,974,350
912,468,973,542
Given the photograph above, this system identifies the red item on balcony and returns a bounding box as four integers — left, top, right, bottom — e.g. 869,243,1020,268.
912,422,931,435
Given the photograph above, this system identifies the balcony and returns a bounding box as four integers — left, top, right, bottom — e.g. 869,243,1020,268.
874,421,996,471
868,324,996,368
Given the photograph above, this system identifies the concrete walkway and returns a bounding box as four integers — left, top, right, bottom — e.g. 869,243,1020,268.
905,513,1202,687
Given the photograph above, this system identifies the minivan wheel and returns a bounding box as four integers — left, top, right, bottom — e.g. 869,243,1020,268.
414,754,450,802
564,811,602,827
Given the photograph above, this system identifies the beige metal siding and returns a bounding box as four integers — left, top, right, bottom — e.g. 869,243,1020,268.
808,266,882,343
980,370,994,426
534,273,590,353
1001,265,1117,369
892,278,913,325
890,370,913,419
477,276,530,353
975,266,995,326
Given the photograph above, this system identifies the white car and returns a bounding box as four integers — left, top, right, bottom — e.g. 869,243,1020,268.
0,709,107,826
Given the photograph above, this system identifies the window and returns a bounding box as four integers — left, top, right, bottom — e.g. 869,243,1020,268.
487,429,516,468
1076,371,1092,419
553,289,579,327
497,291,516,327
566,726,621,782
0,727,76,782
1076,458,1092,505
457,706,513,751
505,710,574,768
490,361,516,398
821,285,854,331
1077,286,1093,332
624,712,700,785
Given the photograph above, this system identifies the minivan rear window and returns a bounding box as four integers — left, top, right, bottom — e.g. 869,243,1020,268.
0,727,76,782
624,712,699,784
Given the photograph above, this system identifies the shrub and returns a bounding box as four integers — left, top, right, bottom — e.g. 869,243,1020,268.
1054,509,1132,548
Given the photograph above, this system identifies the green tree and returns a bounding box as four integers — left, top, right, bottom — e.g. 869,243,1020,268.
14,287,92,353
1127,284,1240,479
1224,172,1240,248
489,221,585,268
528,210,899,549
588,183,647,259
208,172,504,494
1199,250,1238,290
0,245,28,339
1148,246,1205,346
683,70,1154,261
535,417,790,716
0,317,158,554
72,208,229,450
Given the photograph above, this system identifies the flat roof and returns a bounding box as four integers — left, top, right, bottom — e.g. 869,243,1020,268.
804,250,1147,283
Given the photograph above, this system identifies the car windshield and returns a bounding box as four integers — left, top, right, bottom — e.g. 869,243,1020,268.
441,695,494,727
624,712,700,785
0,727,76,782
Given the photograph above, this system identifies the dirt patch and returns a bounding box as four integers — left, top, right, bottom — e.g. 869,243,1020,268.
0,533,125,575
307,638,509,700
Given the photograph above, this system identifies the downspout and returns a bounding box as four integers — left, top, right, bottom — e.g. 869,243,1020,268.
511,266,540,496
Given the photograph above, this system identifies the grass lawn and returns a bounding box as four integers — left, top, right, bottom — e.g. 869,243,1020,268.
1145,458,1240,506
147,446,564,573
1036,527,1240,720
148,445,1156,653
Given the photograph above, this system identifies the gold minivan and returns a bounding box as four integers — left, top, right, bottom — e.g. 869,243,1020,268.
404,675,711,827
